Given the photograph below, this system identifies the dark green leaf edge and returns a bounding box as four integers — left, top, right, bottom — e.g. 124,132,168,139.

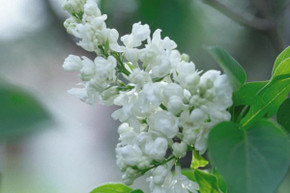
207,46,247,91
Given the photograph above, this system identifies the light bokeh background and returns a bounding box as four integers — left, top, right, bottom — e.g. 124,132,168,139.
0,0,289,193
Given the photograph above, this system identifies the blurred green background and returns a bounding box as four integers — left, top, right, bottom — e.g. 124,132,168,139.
0,0,289,192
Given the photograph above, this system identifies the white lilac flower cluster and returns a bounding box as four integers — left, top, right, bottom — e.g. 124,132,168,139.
62,0,233,192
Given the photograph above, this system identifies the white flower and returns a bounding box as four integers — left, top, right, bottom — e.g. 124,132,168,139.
129,68,151,87
138,83,164,113
137,156,152,170
183,126,198,145
67,87,88,101
166,95,185,115
150,29,177,51
118,144,143,166
118,123,137,145
150,56,172,78
112,91,137,122
145,137,168,161
161,83,186,114
62,0,86,15
194,125,210,154
83,0,101,16
62,1,234,192
167,166,199,193
63,55,83,71
151,165,169,185
172,142,187,158
148,163,199,193
147,110,179,138
212,74,233,109
94,56,117,83
121,22,150,48
175,61,200,93
99,86,119,105
190,108,208,123
122,167,141,185
80,56,95,81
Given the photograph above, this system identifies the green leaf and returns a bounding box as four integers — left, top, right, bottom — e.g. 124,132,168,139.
182,169,222,193
240,78,290,128
272,58,290,78
90,183,133,193
233,81,268,106
130,190,144,193
277,98,290,132
272,46,290,74
191,150,208,170
0,85,52,138
208,120,290,193
208,46,246,91
213,169,227,193
181,169,196,182
194,170,221,193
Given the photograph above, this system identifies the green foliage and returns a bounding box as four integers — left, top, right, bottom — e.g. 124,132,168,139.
277,98,290,132
86,46,290,193
272,58,290,78
130,190,144,193
194,170,221,193
207,46,247,91
191,150,208,170
90,183,133,193
272,46,290,74
240,78,290,128
221,46,290,128
213,169,227,193
208,120,290,193
182,169,221,193
0,84,51,138
233,81,267,106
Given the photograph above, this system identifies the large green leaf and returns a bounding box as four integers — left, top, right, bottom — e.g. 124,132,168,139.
240,78,290,128
90,183,133,193
272,46,290,74
277,98,290,133
208,121,290,193
0,85,51,138
208,46,246,91
191,150,208,170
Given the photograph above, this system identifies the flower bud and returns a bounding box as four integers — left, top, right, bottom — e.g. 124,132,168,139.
63,55,83,71
172,142,187,158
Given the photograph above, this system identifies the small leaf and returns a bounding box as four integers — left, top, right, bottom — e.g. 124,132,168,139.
272,46,290,74
194,170,221,193
181,169,196,182
213,169,227,193
208,46,246,91
272,57,290,80
90,183,133,193
182,169,223,193
208,120,290,193
0,85,52,138
277,98,290,132
240,78,290,128
256,73,290,96
191,150,208,170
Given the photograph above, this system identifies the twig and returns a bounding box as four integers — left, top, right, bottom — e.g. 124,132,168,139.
202,0,286,52
202,0,275,31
